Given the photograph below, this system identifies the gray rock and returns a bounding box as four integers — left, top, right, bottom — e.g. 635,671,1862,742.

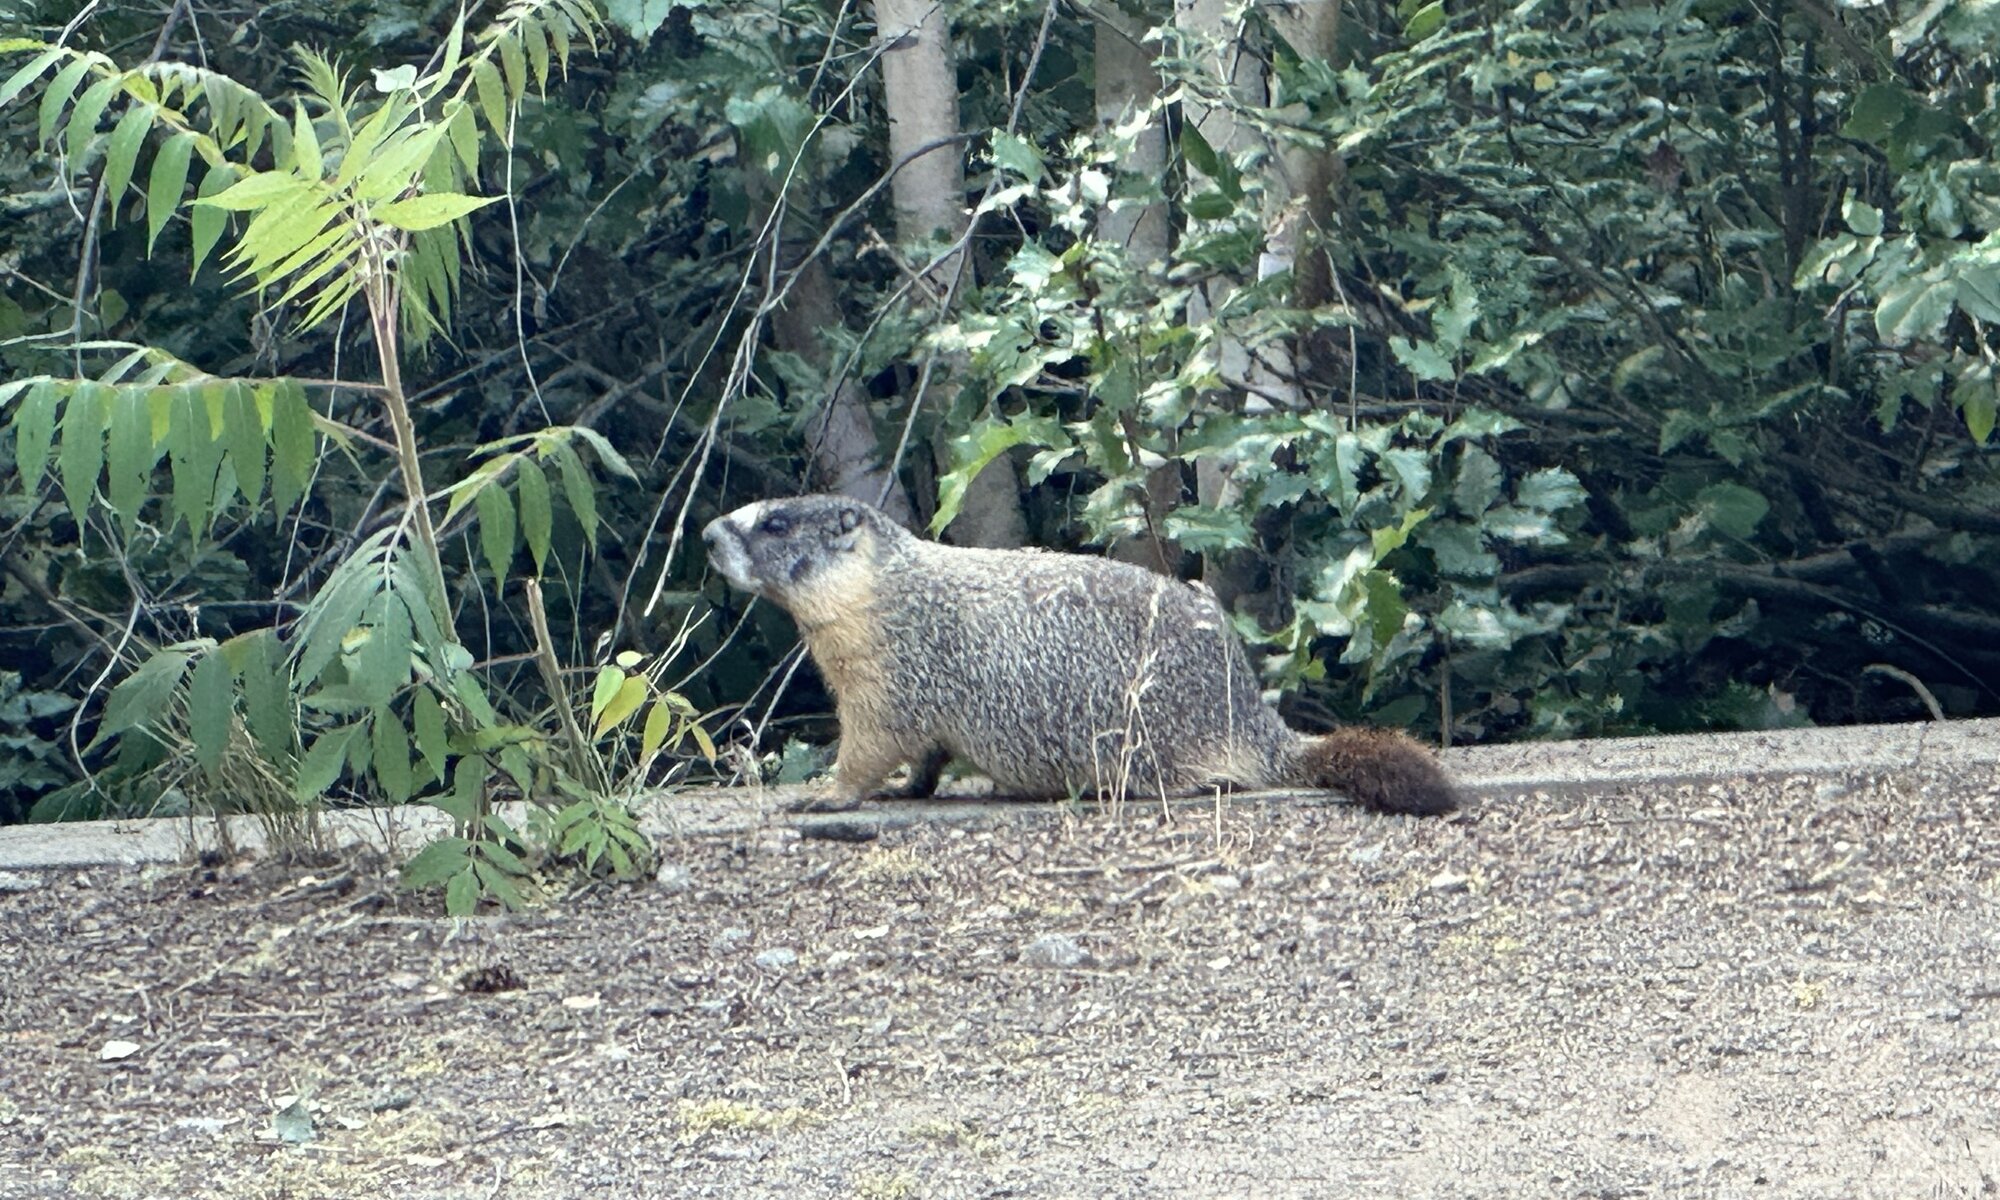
752,947,798,971
1021,934,1090,969
1427,870,1473,894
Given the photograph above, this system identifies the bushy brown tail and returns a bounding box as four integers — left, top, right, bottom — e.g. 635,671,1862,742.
1297,727,1458,816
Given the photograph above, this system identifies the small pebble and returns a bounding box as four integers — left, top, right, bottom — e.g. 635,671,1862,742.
1022,934,1090,969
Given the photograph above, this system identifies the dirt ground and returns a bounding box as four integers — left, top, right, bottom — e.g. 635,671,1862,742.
2,764,1998,1199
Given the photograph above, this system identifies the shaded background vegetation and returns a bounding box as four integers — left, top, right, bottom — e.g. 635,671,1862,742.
1,0,1997,826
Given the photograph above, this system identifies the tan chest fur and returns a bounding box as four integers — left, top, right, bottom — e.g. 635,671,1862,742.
790,562,891,721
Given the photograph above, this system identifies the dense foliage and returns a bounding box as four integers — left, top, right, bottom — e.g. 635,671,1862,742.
1,0,1996,854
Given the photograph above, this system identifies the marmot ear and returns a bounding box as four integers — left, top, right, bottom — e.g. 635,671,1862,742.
829,504,867,551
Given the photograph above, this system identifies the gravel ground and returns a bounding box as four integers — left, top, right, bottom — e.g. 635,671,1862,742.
2,764,1997,1199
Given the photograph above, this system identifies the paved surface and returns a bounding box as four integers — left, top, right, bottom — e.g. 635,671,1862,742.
2,742,1997,1198
5,718,1996,870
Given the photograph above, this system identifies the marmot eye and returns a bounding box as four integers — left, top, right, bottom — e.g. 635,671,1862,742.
759,513,792,537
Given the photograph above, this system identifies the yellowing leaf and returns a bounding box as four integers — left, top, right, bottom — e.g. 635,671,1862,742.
195,170,311,211
373,191,497,231
640,700,673,760
593,675,648,738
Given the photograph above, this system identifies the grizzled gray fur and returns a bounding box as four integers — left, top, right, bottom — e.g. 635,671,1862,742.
702,494,1455,815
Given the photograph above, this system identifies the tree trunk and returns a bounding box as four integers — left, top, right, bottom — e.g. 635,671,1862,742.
1093,3,1170,266
768,254,917,526
1266,4,1344,315
1175,0,1297,620
876,0,969,284
876,0,1027,547
1095,2,1184,573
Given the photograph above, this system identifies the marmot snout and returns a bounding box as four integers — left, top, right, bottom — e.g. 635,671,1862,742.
705,494,1456,816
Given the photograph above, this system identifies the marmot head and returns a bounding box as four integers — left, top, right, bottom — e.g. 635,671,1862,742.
702,495,903,624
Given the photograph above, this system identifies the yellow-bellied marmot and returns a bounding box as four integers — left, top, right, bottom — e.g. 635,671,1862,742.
702,494,1456,816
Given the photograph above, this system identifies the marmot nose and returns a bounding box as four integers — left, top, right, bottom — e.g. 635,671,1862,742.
701,518,726,548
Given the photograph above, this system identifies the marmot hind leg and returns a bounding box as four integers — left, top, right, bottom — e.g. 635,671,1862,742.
879,747,948,799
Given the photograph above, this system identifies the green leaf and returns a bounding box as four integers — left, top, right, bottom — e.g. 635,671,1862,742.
471,58,507,137
1962,382,1997,446
34,53,90,144
57,380,108,526
0,46,63,112
497,31,527,100
550,440,597,549
1517,468,1585,513
475,478,516,588
269,378,316,516
1842,83,1915,145
373,191,498,231
1360,569,1408,657
1370,505,1430,560
516,459,552,573
105,384,152,537
92,647,192,747
99,102,151,214
445,102,478,175
353,594,414,712
411,687,448,781
1874,268,1955,344
372,706,414,802
434,8,468,94
144,130,194,253
352,124,445,202
36,54,92,145
605,0,676,39
402,836,472,889
1955,262,2000,325
931,415,1063,535
525,21,551,92
476,835,531,879
1161,505,1256,554
1390,335,1455,382
234,630,294,760
1842,196,1883,238
168,384,222,534
65,74,123,166
564,424,639,480
1403,0,1445,40
546,8,574,73
472,858,528,910
444,866,480,915
189,163,232,278
289,99,321,177
429,758,484,825
992,131,1043,181
1695,482,1769,540
223,380,265,510
187,649,233,775
295,724,358,801
12,380,61,496
1180,123,1219,184
295,534,389,687
590,666,625,724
